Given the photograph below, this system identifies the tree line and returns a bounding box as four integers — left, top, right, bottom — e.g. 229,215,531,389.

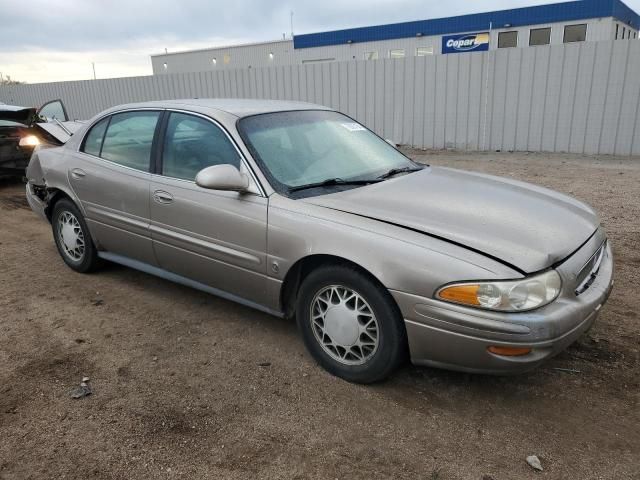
0,75,24,85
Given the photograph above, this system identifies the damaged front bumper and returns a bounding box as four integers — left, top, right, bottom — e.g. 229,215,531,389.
392,228,614,374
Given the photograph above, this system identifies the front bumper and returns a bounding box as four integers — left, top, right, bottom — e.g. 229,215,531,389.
392,229,614,374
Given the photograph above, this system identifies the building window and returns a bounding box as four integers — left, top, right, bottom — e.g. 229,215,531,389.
301,58,335,64
564,24,587,43
498,31,518,48
163,62,168,70
628,29,632,39
530,27,551,46
389,49,405,58
223,54,231,64
616,24,620,40
212,58,217,65
416,46,434,56
269,52,274,61
363,51,378,60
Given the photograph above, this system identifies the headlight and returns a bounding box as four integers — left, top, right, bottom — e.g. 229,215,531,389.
436,270,562,312
19,135,40,147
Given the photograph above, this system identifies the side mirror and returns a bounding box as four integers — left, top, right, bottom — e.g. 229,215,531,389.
195,164,250,192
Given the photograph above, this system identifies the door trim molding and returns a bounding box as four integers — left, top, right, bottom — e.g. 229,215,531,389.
83,201,150,237
149,223,262,265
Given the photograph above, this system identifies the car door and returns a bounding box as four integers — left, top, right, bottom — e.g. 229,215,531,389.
38,99,69,122
68,110,161,266
149,111,269,306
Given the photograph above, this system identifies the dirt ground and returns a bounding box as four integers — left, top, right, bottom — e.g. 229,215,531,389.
0,151,638,480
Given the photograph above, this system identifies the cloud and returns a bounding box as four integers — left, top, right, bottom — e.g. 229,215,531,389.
0,36,246,83
1,0,637,83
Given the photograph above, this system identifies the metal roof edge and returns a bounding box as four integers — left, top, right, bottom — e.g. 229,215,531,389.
293,0,630,49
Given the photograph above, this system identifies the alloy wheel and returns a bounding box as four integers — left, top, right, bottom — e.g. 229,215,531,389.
57,211,85,261
310,285,379,365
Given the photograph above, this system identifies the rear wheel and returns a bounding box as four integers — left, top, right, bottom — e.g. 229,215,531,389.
51,198,100,273
296,265,407,383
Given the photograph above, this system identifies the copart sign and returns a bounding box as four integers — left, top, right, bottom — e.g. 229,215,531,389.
442,32,490,54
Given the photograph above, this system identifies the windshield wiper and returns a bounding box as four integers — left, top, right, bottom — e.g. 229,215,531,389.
376,166,424,180
289,177,381,193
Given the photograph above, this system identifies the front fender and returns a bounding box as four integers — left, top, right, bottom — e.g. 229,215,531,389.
265,194,522,311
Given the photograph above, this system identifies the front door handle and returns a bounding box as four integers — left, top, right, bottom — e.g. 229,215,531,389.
70,168,86,179
153,190,174,204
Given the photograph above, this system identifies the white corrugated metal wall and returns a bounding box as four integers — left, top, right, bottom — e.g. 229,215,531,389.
2,39,640,155
149,18,618,75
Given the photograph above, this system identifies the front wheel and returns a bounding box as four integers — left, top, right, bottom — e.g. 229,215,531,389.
51,198,101,273
296,265,407,383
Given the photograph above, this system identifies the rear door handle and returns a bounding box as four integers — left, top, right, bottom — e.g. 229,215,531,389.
70,168,86,179
153,190,174,204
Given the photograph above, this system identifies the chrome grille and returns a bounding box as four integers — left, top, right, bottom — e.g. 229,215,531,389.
575,241,606,296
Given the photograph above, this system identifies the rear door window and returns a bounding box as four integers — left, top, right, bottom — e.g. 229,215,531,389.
81,117,109,157
100,111,160,171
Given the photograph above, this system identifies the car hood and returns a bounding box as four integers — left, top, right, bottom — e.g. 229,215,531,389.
302,166,599,274
0,105,38,125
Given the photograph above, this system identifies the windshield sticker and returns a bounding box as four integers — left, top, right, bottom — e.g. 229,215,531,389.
341,123,366,132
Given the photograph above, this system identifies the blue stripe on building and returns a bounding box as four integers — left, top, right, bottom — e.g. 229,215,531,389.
293,0,640,49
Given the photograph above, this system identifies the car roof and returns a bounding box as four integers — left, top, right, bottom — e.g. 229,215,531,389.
110,98,332,118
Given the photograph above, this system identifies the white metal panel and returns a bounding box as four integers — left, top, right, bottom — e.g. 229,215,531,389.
3,39,640,155
569,42,597,153
444,54,459,150
434,55,447,149
502,48,523,152
555,43,581,152
618,41,640,155
600,41,630,154
584,42,613,154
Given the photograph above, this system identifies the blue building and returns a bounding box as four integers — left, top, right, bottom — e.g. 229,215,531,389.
152,0,640,74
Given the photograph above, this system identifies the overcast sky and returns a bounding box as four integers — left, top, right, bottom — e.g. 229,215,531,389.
1,0,639,83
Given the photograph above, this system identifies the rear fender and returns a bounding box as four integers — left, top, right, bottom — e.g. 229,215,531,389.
25,148,84,220
25,149,45,184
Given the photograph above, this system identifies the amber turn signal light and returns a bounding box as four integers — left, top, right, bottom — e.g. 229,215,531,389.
487,346,532,357
438,284,480,305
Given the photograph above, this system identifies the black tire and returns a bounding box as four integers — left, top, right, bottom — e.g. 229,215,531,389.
51,198,101,273
296,264,407,383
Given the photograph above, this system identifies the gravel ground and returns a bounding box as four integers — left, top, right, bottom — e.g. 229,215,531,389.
0,151,638,480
